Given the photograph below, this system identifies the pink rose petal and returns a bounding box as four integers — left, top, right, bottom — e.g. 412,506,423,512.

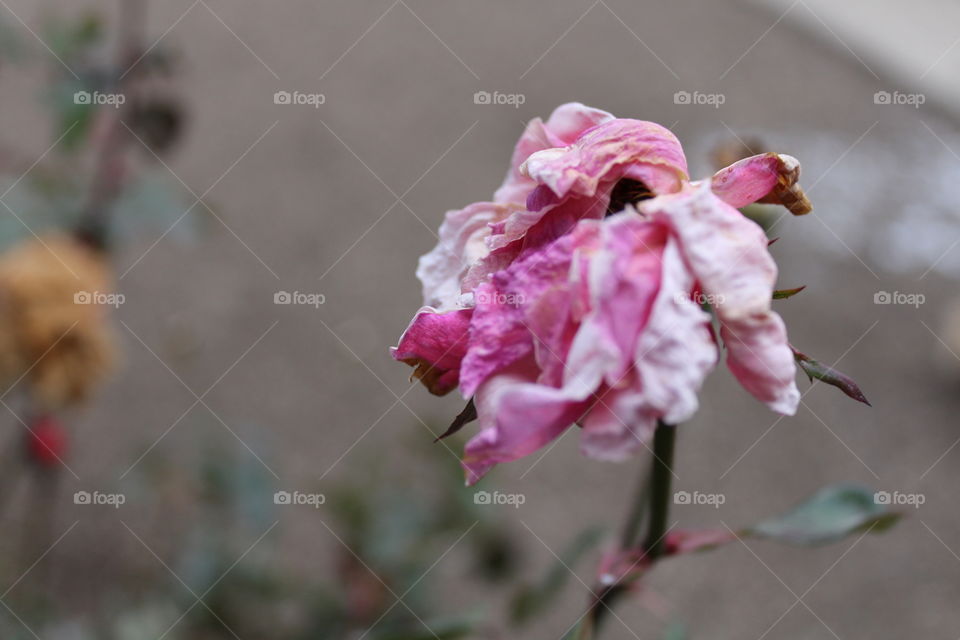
391,307,473,396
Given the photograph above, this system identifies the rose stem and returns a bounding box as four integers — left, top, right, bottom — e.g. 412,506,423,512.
579,421,676,639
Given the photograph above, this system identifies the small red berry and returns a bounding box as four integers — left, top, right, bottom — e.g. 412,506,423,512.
25,416,67,467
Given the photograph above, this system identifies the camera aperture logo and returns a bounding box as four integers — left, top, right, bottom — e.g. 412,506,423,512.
274,90,326,108
74,90,126,108
673,490,725,508
874,291,924,308
673,91,725,109
473,490,525,508
273,490,325,508
274,290,326,308
74,290,125,308
473,91,526,108
873,90,925,108
74,490,126,509
874,490,924,509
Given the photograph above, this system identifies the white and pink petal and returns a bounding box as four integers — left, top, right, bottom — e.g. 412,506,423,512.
521,119,689,206
494,103,614,205
417,201,515,310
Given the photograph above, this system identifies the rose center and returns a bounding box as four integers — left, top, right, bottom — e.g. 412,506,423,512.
606,179,654,217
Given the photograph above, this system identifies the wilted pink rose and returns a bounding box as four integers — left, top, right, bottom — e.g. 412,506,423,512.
395,103,614,394
392,104,810,483
418,103,616,313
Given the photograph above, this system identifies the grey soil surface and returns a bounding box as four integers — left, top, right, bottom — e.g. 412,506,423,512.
2,1,959,638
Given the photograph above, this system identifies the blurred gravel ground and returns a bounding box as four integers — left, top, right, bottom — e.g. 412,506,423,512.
2,0,959,637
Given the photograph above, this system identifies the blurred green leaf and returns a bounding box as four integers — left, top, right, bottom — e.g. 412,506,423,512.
0,17,26,61
47,79,97,150
370,615,478,640
112,172,203,242
471,528,518,583
43,12,103,60
748,485,899,546
0,173,83,249
113,600,182,640
509,527,604,626
773,285,805,300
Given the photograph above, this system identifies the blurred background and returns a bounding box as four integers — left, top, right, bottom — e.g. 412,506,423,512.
0,1,958,638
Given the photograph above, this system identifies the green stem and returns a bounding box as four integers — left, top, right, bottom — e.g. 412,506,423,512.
619,458,650,549
577,421,676,640
642,422,676,558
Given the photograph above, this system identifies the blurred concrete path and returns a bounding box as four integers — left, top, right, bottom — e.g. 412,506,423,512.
1,1,959,638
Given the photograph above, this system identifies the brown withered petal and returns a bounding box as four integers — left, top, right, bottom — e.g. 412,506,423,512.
0,235,116,409
757,154,813,215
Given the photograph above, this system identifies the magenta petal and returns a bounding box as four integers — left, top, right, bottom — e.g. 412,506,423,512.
462,359,588,485
391,307,473,396
564,216,666,394
460,230,582,396
458,282,535,397
491,187,610,255
525,184,561,213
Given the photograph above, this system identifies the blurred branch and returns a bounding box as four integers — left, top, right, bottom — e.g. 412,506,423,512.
76,0,147,251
